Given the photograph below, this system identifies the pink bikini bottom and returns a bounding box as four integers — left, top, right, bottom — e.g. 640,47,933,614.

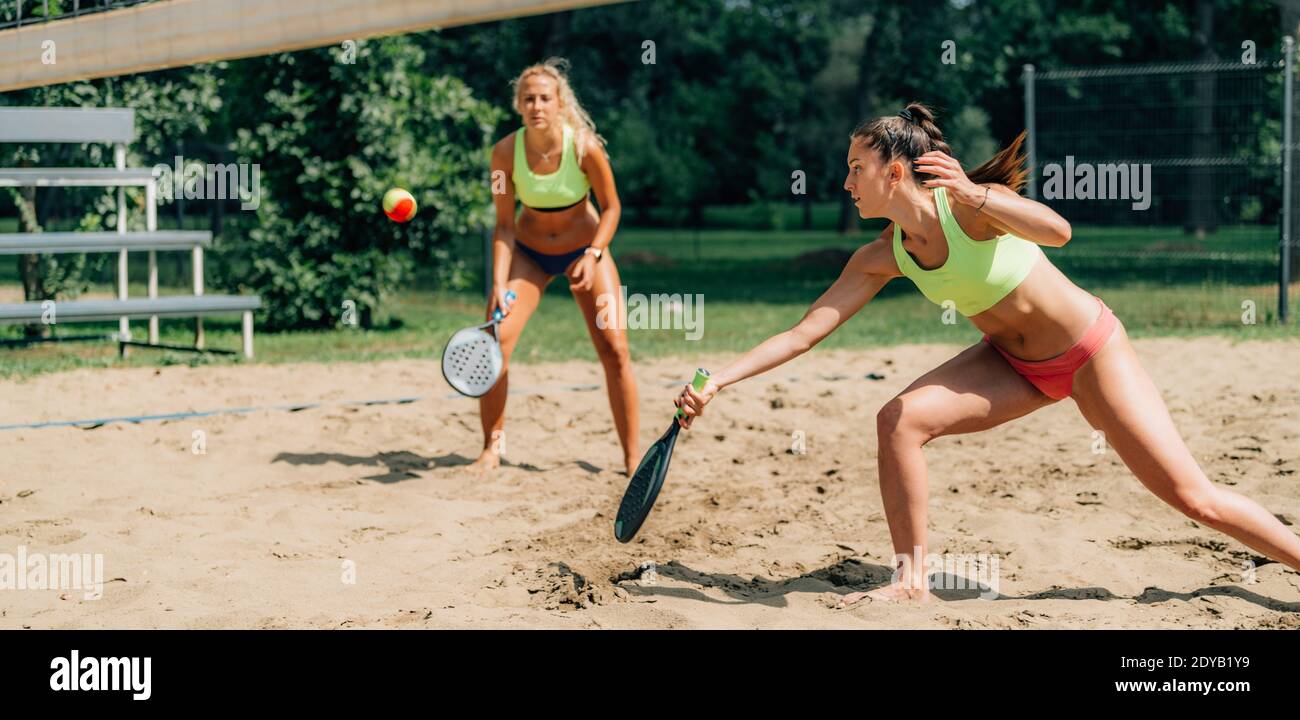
982,295,1118,400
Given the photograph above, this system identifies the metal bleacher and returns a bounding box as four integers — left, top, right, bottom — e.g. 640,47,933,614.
0,107,260,358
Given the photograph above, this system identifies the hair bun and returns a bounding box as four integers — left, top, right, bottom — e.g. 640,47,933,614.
898,108,915,123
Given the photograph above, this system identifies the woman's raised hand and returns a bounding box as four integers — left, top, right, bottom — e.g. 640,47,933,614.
913,150,984,207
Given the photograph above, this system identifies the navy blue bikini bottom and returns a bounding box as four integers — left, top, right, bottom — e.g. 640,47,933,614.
516,242,590,276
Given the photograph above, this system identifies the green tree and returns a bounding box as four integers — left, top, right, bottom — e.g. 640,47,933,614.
213,37,504,330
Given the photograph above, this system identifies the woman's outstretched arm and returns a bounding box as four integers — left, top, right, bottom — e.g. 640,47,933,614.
675,228,901,427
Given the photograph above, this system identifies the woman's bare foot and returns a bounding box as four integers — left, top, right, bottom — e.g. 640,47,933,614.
837,582,934,608
467,447,500,474
624,454,638,477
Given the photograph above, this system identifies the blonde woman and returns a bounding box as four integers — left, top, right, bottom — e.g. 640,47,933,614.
470,59,639,476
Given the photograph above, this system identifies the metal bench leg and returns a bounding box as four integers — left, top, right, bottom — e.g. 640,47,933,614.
241,311,254,359
117,247,130,355
147,182,159,345
147,249,159,344
116,142,130,357
193,246,205,349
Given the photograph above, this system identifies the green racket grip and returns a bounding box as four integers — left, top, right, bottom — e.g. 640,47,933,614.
675,368,711,420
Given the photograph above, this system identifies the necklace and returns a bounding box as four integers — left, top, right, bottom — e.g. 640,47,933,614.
527,130,561,164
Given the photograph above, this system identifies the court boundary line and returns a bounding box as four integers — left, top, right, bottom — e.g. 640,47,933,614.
0,373,886,431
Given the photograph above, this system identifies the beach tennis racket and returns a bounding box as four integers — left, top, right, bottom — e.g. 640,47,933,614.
441,289,516,398
614,368,711,543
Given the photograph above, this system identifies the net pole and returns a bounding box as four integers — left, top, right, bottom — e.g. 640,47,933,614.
483,225,493,302
1282,37,1294,324
1024,64,1037,200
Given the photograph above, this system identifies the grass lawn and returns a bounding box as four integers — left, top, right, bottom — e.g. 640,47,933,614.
1,221,1296,378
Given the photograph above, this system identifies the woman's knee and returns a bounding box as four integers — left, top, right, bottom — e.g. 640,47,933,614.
1169,485,1224,526
498,333,518,362
877,393,940,445
499,328,527,364
593,332,631,369
496,308,534,359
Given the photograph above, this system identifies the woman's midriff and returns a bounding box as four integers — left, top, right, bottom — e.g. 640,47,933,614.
970,255,1105,361
515,200,599,254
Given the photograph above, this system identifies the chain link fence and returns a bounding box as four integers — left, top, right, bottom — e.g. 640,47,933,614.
1024,42,1294,321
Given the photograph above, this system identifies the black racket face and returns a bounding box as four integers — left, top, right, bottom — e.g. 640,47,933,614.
614,421,681,543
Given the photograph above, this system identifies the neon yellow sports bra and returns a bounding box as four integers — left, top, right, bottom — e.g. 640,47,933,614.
511,124,591,209
892,186,1042,316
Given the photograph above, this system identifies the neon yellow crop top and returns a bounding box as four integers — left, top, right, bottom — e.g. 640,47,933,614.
511,124,591,209
892,186,1042,316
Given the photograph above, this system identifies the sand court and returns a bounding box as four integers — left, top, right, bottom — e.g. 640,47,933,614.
2,336,1298,628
